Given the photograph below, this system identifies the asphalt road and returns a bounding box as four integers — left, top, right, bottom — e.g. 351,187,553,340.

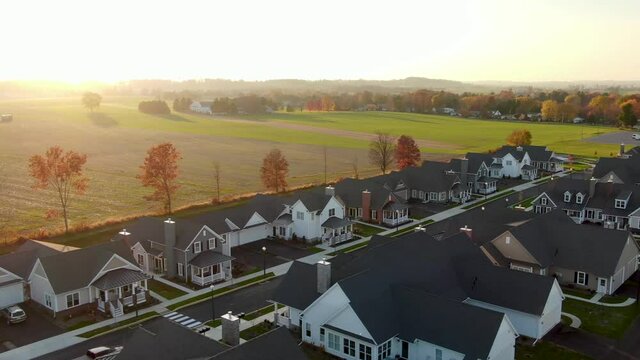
179,276,283,322
587,131,640,145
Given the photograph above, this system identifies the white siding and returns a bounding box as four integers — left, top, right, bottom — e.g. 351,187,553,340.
237,224,270,245
29,262,56,311
0,282,24,308
55,288,92,312
465,298,541,339
131,242,149,272
487,317,518,360
301,284,354,346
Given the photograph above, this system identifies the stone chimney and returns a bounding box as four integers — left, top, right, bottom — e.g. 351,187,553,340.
164,218,177,278
325,186,335,196
221,311,240,346
589,177,598,198
460,225,473,239
620,143,625,157
460,158,469,185
317,258,331,293
361,190,371,221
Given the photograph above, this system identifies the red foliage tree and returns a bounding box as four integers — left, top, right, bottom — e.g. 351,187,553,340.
394,135,421,170
260,149,289,192
138,143,181,213
28,146,88,232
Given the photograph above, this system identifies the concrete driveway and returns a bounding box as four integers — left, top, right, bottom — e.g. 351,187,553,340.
0,303,63,353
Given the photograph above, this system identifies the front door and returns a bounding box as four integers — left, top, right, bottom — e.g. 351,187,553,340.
597,278,608,294
154,257,164,273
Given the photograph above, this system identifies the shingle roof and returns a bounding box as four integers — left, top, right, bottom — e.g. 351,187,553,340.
189,250,234,268
0,240,61,279
38,239,137,294
92,268,150,290
113,217,207,250
321,216,353,229
504,210,636,277
271,261,319,310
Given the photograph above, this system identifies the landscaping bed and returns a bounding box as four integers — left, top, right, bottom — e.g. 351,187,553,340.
562,298,640,338
239,321,275,341
353,223,384,237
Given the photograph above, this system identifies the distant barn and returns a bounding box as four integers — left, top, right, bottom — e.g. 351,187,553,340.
1,114,12,122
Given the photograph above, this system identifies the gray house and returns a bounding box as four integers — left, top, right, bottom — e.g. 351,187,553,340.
486,210,640,295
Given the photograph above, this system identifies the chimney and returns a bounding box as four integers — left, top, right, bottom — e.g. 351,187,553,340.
589,177,597,197
460,225,473,239
221,311,240,346
164,218,177,278
361,190,371,221
516,146,523,152
460,158,469,185
620,143,625,157
325,186,335,196
317,258,331,293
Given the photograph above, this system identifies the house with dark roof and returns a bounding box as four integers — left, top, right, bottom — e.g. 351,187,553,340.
122,217,233,287
27,239,150,318
487,210,640,295
448,155,497,195
190,100,212,114
0,240,73,309
272,232,562,359
401,161,472,204
194,201,273,248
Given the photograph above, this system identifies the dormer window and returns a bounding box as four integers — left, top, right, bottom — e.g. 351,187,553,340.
564,191,572,203
576,193,584,204
208,238,215,249
541,197,548,206
193,241,202,254
615,199,627,209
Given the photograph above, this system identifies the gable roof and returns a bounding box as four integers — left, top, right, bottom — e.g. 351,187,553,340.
113,217,210,250
593,156,640,184
0,240,62,279
503,210,637,277
38,239,137,294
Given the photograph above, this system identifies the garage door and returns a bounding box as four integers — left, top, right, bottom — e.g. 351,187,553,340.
0,282,24,309
238,225,269,246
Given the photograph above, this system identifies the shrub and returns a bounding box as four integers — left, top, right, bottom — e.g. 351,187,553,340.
138,100,171,114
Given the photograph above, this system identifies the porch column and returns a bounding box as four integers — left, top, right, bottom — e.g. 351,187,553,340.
118,287,122,298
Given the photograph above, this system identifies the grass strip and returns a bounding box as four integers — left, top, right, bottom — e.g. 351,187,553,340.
167,272,275,311
389,219,435,237
79,311,159,338
147,279,187,300
239,322,274,340
461,190,516,210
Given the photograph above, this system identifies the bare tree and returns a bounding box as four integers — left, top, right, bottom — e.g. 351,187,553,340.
368,132,396,174
213,161,221,203
351,156,359,179
323,146,328,184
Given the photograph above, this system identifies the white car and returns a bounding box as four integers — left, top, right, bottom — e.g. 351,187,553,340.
83,346,123,360
1,306,26,325
633,133,640,140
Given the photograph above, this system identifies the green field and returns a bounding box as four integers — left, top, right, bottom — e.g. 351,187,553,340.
0,97,619,241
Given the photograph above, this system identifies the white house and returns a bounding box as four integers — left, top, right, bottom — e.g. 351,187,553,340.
190,101,213,115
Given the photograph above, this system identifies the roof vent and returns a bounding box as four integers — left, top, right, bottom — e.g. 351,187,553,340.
119,229,131,236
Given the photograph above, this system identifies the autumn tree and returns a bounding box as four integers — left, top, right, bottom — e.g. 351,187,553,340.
138,143,181,213
82,92,102,112
369,132,396,174
260,149,289,192
506,129,532,146
556,102,577,123
28,146,88,232
541,100,558,121
619,102,638,127
213,161,221,203
395,135,421,170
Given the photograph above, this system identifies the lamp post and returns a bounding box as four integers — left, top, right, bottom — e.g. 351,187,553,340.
484,182,488,200
210,284,215,322
262,246,267,276
396,210,400,232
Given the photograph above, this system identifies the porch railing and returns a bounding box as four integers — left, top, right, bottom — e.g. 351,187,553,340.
323,232,353,246
98,299,105,312
192,271,224,286
122,290,147,307
109,300,124,318
382,215,409,226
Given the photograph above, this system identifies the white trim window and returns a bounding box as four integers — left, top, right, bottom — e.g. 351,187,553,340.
208,238,215,250
296,211,304,220
193,241,202,254
541,197,548,206
137,254,144,266
359,344,372,360
45,293,53,309
564,192,572,202
343,339,356,357
66,292,80,309
576,271,587,285
371,210,377,219
615,199,626,209
178,263,184,277
328,332,340,351
576,194,584,204
329,208,336,217
320,328,325,343
377,341,391,360
411,190,417,198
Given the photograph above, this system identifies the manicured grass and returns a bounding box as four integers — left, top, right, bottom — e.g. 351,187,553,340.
205,319,221,328
65,319,98,331
327,241,369,256
599,295,634,304
461,190,516,210
244,304,285,321
147,279,187,300
516,341,592,360
239,321,274,340
513,196,535,209
389,219,435,237
562,299,640,338
78,311,158,338
167,272,275,311
307,246,324,254
353,223,384,237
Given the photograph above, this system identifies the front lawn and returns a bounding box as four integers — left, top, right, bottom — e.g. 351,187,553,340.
562,299,640,338
239,321,274,341
516,341,592,360
353,223,384,237
147,279,187,300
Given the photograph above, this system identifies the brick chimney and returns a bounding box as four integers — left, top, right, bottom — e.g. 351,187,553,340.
317,258,331,293
164,218,177,278
362,190,371,221
325,186,335,196
460,225,473,239
221,311,240,346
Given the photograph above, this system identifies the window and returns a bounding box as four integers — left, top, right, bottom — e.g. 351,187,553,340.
564,192,572,202
615,199,626,209
401,341,409,359
505,236,511,244
506,160,512,166
359,344,372,360
371,210,377,219
320,328,325,343
511,264,533,273
411,190,417,198
377,341,391,360
296,211,304,220
193,241,202,254
435,349,443,360
45,293,53,308
66,292,80,309
305,322,311,337
541,197,547,206
137,254,144,265
279,227,286,236
328,333,340,351
329,208,336,217
178,263,184,277
576,194,584,204
203,230,207,236
429,192,437,200
357,208,363,217
208,238,215,250
343,339,355,357
576,271,587,285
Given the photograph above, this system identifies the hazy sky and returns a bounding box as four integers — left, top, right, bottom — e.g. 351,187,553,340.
1,0,638,82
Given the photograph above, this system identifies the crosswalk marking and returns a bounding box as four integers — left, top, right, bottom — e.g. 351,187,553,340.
187,321,202,328
163,311,203,331
168,314,182,320
181,319,196,326
163,312,177,318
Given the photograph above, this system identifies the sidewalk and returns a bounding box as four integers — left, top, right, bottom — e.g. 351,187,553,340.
564,293,637,307
203,308,288,343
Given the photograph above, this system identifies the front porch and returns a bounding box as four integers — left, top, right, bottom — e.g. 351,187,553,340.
476,176,497,195
188,250,234,287
521,165,538,181
191,264,226,286
321,217,354,246
381,204,410,227
92,268,150,318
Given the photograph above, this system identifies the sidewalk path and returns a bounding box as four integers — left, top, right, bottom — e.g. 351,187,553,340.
564,294,637,307
152,275,194,294
562,312,582,328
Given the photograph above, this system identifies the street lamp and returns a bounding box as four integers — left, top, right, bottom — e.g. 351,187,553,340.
210,284,215,322
262,246,267,276
484,182,488,200
396,210,400,232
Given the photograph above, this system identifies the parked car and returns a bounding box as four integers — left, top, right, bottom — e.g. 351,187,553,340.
633,133,640,140
84,346,123,360
1,305,27,324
